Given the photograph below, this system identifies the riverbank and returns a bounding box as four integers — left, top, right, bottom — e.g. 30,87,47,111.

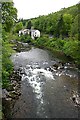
2,41,32,119
31,36,80,68
2,69,21,119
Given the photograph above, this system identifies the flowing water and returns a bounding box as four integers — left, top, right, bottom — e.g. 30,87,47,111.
11,46,79,118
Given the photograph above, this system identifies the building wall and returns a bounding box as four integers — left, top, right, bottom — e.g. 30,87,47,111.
31,30,40,39
19,29,40,39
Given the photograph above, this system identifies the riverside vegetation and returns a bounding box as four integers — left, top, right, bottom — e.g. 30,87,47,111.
2,2,17,118
1,1,80,119
29,3,80,66
18,3,80,66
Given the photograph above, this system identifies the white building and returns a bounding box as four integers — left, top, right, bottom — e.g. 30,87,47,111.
19,29,30,36
19,29,40,39
31,30,40,39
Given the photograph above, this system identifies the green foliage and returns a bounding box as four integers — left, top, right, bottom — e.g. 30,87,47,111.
70,15,78,36
2,2,17,32
2,2,17,89
14,22,23,33
30,4,78,38
32,35,79,64
37,37,48,45
63,14,73,23
18,18,26,26
63,40,80,63
63,14,73,36
13,3,79,65
30,4,79,64
2,39,14,88
27,20,32,29
17,34,32,43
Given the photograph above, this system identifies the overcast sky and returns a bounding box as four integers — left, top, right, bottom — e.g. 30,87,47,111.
13,0,79,19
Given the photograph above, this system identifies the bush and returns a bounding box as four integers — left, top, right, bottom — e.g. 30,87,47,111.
63,40,80,64
17,34,32,43
2,36,14,88
35,37,48,47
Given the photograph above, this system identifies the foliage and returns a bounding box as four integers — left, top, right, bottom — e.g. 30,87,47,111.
2,1,17,88
29,4,78,38
26,20,32,29
2,32,15,88
13,3,79,65
14,22,23,33
18,34,32,43
63,40,80,64
32,35,79,64
2,2,17,32
30,4,79,65
70,15,78,36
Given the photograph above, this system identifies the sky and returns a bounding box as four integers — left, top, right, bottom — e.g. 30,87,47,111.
13,0,79,19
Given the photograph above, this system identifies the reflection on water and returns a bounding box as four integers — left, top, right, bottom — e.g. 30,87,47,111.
11,47,79,118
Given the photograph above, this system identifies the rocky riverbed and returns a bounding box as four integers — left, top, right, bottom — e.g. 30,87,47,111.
2,41,80,119
2,69,21,118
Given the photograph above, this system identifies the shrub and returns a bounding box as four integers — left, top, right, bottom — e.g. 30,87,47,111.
63,40,80,63
2,38,14,88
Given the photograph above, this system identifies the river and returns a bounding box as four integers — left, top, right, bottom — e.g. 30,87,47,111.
10,45,79,118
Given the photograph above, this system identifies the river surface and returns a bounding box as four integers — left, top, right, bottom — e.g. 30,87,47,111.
11,46,79,118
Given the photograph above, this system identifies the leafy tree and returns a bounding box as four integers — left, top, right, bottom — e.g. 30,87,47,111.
66,5,78,19
56,14,65,38
18,18,27,26
15,22,23,33
2,1,17,88
63,14,73,37
70,15,78,36
2,2,17,32
63,40,80,63
27,20,32,29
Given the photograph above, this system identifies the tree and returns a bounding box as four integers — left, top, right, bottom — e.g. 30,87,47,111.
56,14,72,38
15,22,23,33
27,20,32,29
2,1,17,89
2,2,17,32
56,14,65,38
63,14,73,37
70,15,78,36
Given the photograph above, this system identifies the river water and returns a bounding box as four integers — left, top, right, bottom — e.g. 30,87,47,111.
11,46,79,118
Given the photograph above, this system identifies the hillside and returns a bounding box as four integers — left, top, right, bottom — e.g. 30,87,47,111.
17,4,80,66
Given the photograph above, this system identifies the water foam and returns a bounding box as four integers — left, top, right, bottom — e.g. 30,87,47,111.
32,68,54,80
21,64,55,117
